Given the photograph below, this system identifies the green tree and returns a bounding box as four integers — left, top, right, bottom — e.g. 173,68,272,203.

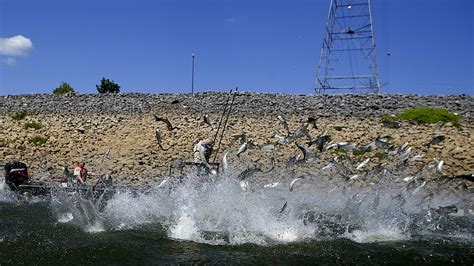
53,82,75,95
96,77,120,93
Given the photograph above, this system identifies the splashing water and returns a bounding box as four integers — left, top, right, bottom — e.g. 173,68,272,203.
0,176,15,202
92,173,473,245
5,170,472,246
50,191,105,233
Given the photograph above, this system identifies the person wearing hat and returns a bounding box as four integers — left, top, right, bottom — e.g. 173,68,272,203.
73,162,88,184
193,137,214,176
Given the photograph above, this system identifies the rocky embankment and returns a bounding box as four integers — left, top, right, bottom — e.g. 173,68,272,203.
1,93,473,119
0,93,472,188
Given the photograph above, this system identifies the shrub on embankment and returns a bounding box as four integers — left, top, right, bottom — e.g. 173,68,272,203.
28,136,48,146
383,107,461,126
53,82,76,95
23,122,42,130
96,77,120,93
11,112,29,121
397,107,460,126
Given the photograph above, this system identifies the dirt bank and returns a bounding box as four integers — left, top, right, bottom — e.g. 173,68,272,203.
0,93,472,190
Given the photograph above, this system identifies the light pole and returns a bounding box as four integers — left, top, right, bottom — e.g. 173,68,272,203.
191,53,195,95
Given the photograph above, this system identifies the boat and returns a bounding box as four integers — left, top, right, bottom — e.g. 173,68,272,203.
4,161,114,199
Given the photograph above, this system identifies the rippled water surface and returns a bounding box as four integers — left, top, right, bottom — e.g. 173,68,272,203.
1,175,473,264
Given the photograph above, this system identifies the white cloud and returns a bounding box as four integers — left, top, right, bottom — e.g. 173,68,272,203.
3,57,16,66
0,35,33,56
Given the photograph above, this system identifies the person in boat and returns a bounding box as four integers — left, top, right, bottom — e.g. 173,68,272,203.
193,137,215,176
73,162,88,184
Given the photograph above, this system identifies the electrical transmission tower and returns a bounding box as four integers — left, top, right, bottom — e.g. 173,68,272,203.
315,0,380,94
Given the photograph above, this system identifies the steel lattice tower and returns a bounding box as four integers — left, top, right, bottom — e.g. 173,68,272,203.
315,0,380,94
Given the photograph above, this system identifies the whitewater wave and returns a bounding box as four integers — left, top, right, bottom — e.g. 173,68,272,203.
3,170,466,245
0,176,15,202
50,191,105,233
81,173,472,246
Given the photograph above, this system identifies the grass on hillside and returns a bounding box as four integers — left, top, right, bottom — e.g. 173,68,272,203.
11,112,29,121
382,107,460,126
353,146,372,156
381,114,396,123
24,122,42,130
398,107,460,126
28,136,48,146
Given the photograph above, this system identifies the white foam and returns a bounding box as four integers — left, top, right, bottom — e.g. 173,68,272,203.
50,192,106,233
170,205,200,241
347,225,407,243
57,212,74,223
0,176,15,202
85,221,105,233
42,172,474,245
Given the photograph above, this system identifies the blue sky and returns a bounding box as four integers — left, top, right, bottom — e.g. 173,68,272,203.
0,0,472,95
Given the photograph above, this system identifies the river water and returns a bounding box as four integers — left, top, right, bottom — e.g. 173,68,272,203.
1,175,473,264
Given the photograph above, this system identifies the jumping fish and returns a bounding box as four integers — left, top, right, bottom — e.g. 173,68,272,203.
408,155,423,164
289,176,304,192
399,142,409,152
360,142,375,152
356,158,370,170
261,143,277,153
325,142,344,150
375,137,389,149
382,116,401,128
296,143,310,161
169,158,185,175
154,115,178,131
155,128,162,144
222,151,229,173
338,143,356,152
286,155,300,168
264,182,280,188
396,145,413,166
277,115,290,134
203,114,217,126
321,163,334,171
428,159,445,174
426,135,446,148
385,145,397,156
272,132,291,143
399,147,412,159
157,179,169,188
236,142,249,157
155,128,173,151
293,123,309,140
431,205,458,216
230,133,248,144
364,163,385,178
237,167,262,180
309,131,329,151
325,142,356,151
435,159,444,174
307,117,319,129
101,149,111,162
349,174,359,180
262,157,276,173
411,180,426,195
279,201,288,214
330,158,352,179
239,180,249,191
